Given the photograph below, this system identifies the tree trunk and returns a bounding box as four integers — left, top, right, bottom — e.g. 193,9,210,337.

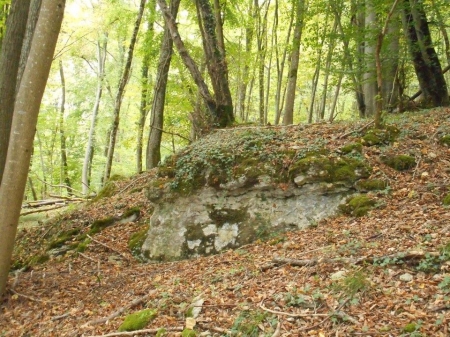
82,36,107,195
157,0,220,128
237,0,253,121
58,60,71,194
103,0,146,182
254,0,269,124
146,0,180,170
282,0,305,125
402,0,449,107
136,1,156,173
196,0,234,127
363,0,377,118
0,0,65,297
0,0,30,186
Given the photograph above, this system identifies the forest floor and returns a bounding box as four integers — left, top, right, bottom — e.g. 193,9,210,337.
2,108,450,336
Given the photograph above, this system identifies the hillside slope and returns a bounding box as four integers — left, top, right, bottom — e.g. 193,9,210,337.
2,108,450,336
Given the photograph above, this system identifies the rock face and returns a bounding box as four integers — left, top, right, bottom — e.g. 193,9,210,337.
141,127,373,261
142,181,356,261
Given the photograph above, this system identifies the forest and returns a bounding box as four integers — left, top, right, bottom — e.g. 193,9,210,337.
1,0,450,334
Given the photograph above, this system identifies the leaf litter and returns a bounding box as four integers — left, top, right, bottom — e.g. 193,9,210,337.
2,108,450,336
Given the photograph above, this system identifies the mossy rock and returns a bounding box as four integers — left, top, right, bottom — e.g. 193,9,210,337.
439,135,450,146
339,195,376,217
443,193,450,206
402,322,417,333
47,228,81,249
289,151,371,185
381,154,416,171
157,166,176,178
123,207,141,219
128,226,149,259
361,126,399,147
118,309,157,332
355,179,388,192
89,217,116,235
340,142,363,154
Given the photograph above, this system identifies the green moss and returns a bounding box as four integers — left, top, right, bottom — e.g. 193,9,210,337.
94,182,116,200
361,126,399,147
340,142,362,154
339,195,376,217
439,135,450,146
289,151,371,185
128,226,149,258
381,154,416,171
181,329,197,337
47,228,81,249
108,174,125,181
29,254,50,266
402,322,417,333
355,179,388,192
123,207,141,218
443,193,450,206
89,217,115,235
118,309,157,332
75,238,91,252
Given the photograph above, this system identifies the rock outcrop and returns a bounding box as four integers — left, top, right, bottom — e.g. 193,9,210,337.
141,127,374,261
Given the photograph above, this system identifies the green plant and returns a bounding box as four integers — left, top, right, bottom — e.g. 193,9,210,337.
332,270,370,298
230,310,273,337
118,309,157,332
438,276,450,293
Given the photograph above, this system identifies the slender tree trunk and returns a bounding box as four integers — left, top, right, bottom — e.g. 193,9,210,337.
329,73,343,122
58,60,71,194
103,0,146,182
136,1,156,173
308,54,322,124
146,0,180,170
319,18,338,120
0,0,30,186
82,37,107,195
0,0,65,297
430,0,450,66
273,0,293,125
363,0,377,118
237,0,253,121
282,0,305,125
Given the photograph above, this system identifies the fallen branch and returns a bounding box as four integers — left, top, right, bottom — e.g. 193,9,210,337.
86,327,184,337
20,204,67,216
269,250,439,269
83,291,156,327
338,120,374,139
87,234,130,262
259,303,327,318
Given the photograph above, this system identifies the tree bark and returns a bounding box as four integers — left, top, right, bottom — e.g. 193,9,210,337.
282,0,305,125
0,0,65,297
82,36,107,195
362,0,377,118
0,0,31,186
195,0,234,127
146,0,180,170
58,60,71,194
402,0,449,107
157,0,218,126
103,0,146,182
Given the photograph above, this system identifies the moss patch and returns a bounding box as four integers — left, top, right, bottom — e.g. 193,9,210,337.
443,193,450,206
128,226,149,259
118,309,157,332
381,154,416,171
361,126,399,147
339,195,376,217
94,182,116,201
355,179,388,192
439,135,450,146
89,217,116,235
47,228,81,249
340,142,362,154
289,151,371,185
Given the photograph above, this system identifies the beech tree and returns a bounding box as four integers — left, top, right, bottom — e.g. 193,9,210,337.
0,0,65,296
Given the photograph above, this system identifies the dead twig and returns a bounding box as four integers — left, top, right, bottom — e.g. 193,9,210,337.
86,234,130,262
9,289,58,304
338,120,374,139
259,302,328,318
